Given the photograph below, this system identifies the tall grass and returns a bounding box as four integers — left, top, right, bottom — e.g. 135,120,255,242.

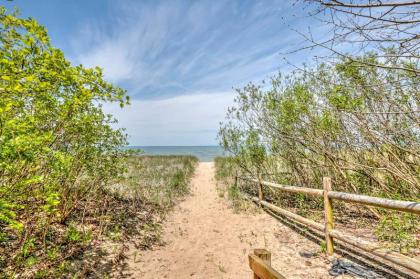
1,155,198,278
117,155,198,212
214,156,253,212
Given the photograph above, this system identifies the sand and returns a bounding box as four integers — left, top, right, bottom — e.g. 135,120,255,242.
125,162,346,278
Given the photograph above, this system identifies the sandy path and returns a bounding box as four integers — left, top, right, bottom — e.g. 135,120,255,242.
126,162,338,278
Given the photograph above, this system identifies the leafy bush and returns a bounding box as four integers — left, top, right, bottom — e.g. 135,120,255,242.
219,56,419,201
218,54,419,244
0,7,130,277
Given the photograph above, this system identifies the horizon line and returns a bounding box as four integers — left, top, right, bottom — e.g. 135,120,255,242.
126,145,221,147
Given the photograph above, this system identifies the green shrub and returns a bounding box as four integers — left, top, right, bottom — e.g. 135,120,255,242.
0,7,129,277
218,50,419,245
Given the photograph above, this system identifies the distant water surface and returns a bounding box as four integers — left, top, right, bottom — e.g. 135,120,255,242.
129,146,227,162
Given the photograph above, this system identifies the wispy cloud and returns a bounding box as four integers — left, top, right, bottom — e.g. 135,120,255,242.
104,92,235,145
66,0,324,145
4,0,329,145
72,0,312,100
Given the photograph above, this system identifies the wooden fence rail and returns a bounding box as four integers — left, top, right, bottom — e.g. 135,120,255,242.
248,249,286,279
242,177,420,214
238,176,420,275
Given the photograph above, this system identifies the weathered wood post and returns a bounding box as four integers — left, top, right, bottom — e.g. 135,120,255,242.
234,171,238,188
253,249,271,279
323,177,334,256
249,248,286,279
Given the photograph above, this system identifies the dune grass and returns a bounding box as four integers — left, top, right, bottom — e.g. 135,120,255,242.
1,155,198,278
117,155,198,212
214,156,254,212
84,155,199,277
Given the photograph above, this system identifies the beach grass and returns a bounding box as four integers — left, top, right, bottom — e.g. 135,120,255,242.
1,155,198,278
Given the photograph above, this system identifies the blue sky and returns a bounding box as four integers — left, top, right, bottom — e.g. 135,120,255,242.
4,0,324,146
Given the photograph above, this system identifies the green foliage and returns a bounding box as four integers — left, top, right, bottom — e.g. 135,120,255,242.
34,158,197,279
225,183,250,212
0,7,130,277
214,156,255,212
319,241,327,254
219,54,419,199
171,171,187,193
96,155,198,263
119,155,198,211
107,225,122,241
214,156,237,181
218,51,419,246
21,237,36,258
375,213,419,254
65,226,81,243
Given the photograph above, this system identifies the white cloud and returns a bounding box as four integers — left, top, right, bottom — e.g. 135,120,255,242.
78,41,136,82
104,92,235,146
71,0,317,97
69,0,326,145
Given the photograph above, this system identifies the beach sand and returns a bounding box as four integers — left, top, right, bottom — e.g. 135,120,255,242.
125,162,348,278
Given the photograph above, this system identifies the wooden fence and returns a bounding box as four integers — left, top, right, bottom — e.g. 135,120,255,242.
237,176,420,275
249,249,285,279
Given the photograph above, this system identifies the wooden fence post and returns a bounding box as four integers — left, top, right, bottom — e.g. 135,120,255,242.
253,249,271,279
323,177,334,256
234,171,238,188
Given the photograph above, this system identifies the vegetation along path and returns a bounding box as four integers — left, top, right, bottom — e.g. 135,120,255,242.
126,162,342,278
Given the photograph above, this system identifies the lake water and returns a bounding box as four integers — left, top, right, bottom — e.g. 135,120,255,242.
129,146,227,162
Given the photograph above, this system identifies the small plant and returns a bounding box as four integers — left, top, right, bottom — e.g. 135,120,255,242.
0,231,8,243
65,226,81,243
25,256,38,268
21,237,36,258
47,248,59,261
108,225,122,241
34,269,49,279
319,241,327,254
218,264,227,273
